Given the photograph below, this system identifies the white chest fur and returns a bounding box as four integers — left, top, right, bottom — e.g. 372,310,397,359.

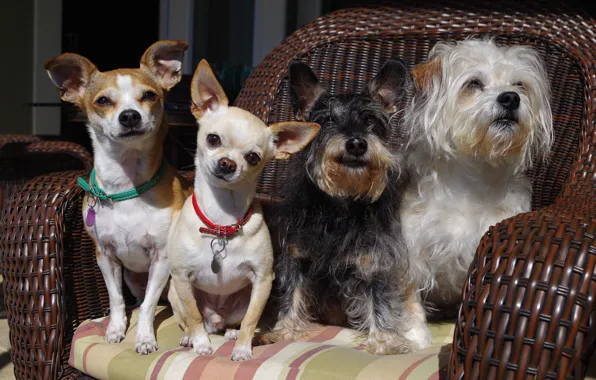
168,197,272,296
84,193,173,273
401,163,532,299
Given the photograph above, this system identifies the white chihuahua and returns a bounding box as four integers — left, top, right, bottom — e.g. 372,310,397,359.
167,59,320,361
45,40,192,354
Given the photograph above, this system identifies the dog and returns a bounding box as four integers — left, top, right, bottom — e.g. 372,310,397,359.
401,37,554,314
45,40,192,354
166,59,320,361
259,59,433,354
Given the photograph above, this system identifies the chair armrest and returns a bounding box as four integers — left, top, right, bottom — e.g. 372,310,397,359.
23,141,93,172
449,186,596,378
1,170,108,380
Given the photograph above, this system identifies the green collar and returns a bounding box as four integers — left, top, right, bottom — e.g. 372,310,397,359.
77,158,167,203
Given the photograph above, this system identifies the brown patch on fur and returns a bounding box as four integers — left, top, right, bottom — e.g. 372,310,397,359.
288,244,301,258
315,135,394,202
404,283,423,314
455,122,529,163
359,255,372,270
411,57,442,92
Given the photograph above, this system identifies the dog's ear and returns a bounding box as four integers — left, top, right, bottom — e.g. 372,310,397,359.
289,61,325,121
190,59,229,120
269,122,321,160
45,53,97,104
411,57,442,93
366,59,410,113
140,40,188,90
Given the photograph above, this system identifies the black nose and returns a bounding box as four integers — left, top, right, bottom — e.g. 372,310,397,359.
497,91,520,110
218,157,237,175
118,109,142,128
345,138,368,157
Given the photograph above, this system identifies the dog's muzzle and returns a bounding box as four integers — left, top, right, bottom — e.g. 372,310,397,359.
213,157,237,180
117,109,146,138
340,137,369,168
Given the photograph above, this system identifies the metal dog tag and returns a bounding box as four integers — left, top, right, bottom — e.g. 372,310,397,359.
210,237,226,274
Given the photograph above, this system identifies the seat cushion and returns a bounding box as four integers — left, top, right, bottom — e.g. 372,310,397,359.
69,306,453,379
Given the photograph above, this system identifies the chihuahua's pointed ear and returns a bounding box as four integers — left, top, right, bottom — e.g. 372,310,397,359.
411,57,442,93
366,59,411,113
269,122,320,160
289,61,325,121
140,40,188,90
45,53,97,104
190,59,228,120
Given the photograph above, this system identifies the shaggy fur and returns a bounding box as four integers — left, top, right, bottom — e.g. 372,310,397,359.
262,59,432,354
401,37,554,312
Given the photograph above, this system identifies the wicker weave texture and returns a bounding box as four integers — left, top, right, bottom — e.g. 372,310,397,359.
1,2,595,379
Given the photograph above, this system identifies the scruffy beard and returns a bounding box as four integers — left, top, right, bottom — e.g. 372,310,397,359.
450,99,533,168
307,135,397,202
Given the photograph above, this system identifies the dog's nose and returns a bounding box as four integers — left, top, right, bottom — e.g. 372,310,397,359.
497,91,520,110
119,109,142,128
345,138,368,157
218,157,237,174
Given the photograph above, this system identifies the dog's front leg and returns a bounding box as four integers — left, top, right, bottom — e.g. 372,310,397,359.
402,283,432,350
347,279,414,355
231,274,273,361
135,255,170,354
171,275,212,355
259,275,318,344
96,248,127,344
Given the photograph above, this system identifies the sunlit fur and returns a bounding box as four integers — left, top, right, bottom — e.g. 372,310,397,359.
264,60,433,354
401,37,554,311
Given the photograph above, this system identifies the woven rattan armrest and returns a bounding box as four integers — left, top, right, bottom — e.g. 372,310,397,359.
449,184,596,378
1,170,106,379
19,141,93,171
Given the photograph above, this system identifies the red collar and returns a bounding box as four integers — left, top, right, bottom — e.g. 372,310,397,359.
192,192,253,237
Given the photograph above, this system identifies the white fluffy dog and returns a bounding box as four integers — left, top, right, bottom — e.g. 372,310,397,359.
401,37,554,313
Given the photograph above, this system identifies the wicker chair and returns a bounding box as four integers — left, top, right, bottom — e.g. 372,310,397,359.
2,2,595,379
0,135,92,210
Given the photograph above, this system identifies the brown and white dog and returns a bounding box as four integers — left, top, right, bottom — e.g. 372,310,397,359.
45,40,192,354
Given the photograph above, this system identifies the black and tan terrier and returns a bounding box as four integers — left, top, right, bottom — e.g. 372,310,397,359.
260,60,432,354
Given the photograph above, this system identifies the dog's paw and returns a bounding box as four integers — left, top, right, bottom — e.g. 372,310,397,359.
404,320,433,350
135,333,158,355
225,329,239,341
105,320,127,344
256,321,313,345
180,334,193,347
366,331,413,355
192,334,213,356
231,345,252,361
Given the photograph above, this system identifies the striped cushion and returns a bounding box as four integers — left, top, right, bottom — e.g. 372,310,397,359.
69,306,454,379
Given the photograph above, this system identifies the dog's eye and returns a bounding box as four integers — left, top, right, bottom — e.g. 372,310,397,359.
466,78,484,90
95,96,111,106
141,91,158,102
514,82,525,90
206,134,221,148
245,152,260,166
